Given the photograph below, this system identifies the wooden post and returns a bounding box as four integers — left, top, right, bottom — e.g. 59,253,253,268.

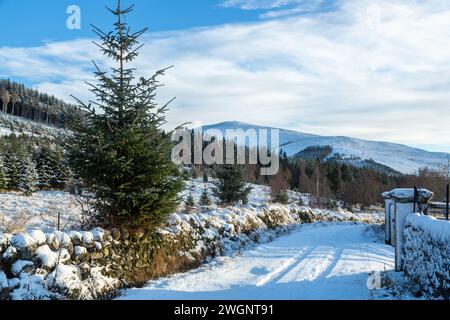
57,212,61,231
413,186,417,213
446,184,449,221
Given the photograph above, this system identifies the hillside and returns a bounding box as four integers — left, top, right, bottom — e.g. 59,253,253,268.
202,121,450,174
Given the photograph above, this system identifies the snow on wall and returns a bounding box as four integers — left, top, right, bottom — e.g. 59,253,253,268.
0,203,377,300
402,213,450,299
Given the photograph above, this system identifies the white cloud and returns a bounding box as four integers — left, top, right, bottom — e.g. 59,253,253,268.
222,0,329,18
0,0,449,152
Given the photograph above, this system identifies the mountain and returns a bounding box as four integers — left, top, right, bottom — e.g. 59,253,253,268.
201,121,449,174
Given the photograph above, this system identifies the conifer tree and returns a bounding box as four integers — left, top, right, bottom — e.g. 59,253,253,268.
64,1,183,228
18,156,38,195
199,187,211,206
185,193,196,213
213,165,252,205
3,153,20,190
0,156,6,190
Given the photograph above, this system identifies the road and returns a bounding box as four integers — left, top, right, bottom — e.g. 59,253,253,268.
119,223,394,300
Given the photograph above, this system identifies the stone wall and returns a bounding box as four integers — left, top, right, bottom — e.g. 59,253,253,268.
0,205,365,300
402,213,450,299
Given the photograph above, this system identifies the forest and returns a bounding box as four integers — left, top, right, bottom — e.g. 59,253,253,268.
0,79,77,127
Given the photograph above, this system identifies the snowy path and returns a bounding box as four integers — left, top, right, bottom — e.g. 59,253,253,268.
119,223,394,300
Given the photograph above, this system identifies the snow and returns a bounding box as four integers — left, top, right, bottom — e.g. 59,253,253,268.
35,245,59,269
0,271,8,290
382,188,434,202
0,179,383,235
11,260,34,276
0,113,63,139
402,213,450,297
203,121,450,174
0,191,83,233
406,213,450,243
119,223,395,300
10,234,35,251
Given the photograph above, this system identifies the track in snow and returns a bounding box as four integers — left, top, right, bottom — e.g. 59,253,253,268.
119,223,394,300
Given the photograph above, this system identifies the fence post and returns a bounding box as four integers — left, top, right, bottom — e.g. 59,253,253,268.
446,184,449,221
413,186,417,213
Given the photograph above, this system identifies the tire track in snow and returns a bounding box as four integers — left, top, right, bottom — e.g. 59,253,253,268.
255,246,316,287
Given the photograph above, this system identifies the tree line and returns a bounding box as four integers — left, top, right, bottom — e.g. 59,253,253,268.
0,79,78,127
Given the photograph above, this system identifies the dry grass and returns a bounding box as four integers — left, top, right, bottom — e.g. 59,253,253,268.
0,211,30,234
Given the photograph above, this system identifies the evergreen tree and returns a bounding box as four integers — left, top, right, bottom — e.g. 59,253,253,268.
33,146,68,189
0,156,6,190
213,165,252,205
18,156,38,195
274,190,289,204
64,1,183,228
185,193,196,213
203,172,208,183
199,187,211,206
3,153,20,190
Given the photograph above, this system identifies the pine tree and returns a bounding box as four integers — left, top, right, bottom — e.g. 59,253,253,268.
18,156,38,195
64,1,183,228
213,165,252,205
199,187,211,206
185,193,196,213
3,153,20,190
33,146,68,189
274,190,289,204
0,156,6,190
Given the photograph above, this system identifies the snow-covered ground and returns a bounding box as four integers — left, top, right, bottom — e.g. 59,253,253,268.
119,223,395,300
0,191,83,233
0,179,382,234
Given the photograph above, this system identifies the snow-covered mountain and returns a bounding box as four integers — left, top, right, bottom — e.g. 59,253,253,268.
201,121,449,174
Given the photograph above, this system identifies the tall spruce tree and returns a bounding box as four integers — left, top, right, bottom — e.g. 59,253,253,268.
213,165,252,205
18,156,38,195
0,156,6,190
64,1,183,228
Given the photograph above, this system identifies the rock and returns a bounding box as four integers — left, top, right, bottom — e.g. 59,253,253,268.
120,229,129,241
11,260,35,277
46,233,60,251
90,252,103,260
111,229,121,241
78,263,91,280
95,242,102,251
10,234,36,260
92,228,106,242
68,231,83,246
7,278,20,290
73,246,88,261
2,246,17,263
0,233,12,254
134,230,145,241
27,229,47,246
0,271,8,288
35,245,58,270
47,264,82,299
81,231,95,248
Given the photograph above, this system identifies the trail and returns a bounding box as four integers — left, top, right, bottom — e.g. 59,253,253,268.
119,223,394,300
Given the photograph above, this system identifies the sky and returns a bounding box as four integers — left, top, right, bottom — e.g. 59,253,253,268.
0,0,449,153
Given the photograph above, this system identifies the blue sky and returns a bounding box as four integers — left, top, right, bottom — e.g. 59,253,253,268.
0,0,449,154
0,0,264,47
